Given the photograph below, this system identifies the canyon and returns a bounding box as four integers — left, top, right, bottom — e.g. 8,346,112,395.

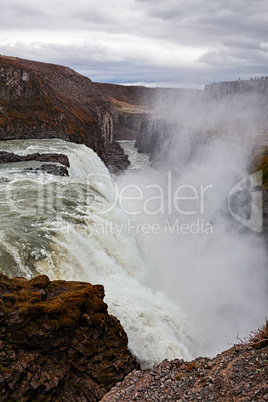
0,55,267,400
1,55,268,170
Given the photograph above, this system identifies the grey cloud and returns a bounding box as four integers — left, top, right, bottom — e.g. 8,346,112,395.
1,40,262,88
0,0,268,87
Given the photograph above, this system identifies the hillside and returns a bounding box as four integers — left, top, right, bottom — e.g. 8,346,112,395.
0,55,200,165
0,55,145,171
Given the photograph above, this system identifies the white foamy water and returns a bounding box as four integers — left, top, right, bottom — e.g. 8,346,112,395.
0,135,267,365
0,138,197,367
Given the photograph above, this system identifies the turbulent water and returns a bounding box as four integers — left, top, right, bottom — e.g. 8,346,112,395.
0,135,267,366
118,140,151,171
0,138,197,367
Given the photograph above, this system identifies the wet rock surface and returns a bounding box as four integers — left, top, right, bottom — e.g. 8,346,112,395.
101,141,130,173
0,274,139,401
102,333,268,401
0,151,70,167
0,151,70,176
25,163,69,176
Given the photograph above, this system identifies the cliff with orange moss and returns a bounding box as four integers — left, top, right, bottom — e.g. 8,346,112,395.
0,274,139,401
0,55,130,172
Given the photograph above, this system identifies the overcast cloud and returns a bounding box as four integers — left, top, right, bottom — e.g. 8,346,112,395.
1,0,268,88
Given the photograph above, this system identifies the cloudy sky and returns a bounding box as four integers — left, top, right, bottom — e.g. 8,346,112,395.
1,0,268,88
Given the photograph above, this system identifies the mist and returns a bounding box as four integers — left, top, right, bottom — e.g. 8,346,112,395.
117,89,268,357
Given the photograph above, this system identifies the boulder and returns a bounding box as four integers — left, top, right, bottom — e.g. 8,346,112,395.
0,274,139,401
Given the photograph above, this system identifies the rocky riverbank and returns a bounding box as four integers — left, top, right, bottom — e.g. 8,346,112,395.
101,324,268,401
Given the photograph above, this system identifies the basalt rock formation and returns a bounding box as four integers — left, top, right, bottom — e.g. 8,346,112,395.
0,274,139,401
134,79,268,167
205,79,268,134
1,56,268,172
96,82,201,158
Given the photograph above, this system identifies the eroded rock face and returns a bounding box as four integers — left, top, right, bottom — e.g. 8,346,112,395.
0,274,139,401
205,78,268,98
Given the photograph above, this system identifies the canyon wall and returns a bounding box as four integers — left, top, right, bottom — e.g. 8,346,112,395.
0,56,129,172
205,78,268,98
0,55,202,170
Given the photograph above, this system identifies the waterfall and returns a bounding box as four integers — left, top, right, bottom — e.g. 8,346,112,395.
0,138,197,368
0,134,267,366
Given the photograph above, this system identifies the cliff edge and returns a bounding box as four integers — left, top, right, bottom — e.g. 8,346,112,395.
0,274,139,401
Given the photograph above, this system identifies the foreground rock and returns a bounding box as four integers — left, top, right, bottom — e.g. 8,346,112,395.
102,323,268,401
0,274,139,401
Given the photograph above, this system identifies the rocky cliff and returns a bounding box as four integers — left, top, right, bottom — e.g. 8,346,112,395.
0,55,203,170
0,274,139,401
96,83,200,144
205,78,268,98
0,55,130,172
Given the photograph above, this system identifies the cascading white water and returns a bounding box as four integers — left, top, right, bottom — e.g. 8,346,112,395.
0,130,267,365
0,138,197,367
